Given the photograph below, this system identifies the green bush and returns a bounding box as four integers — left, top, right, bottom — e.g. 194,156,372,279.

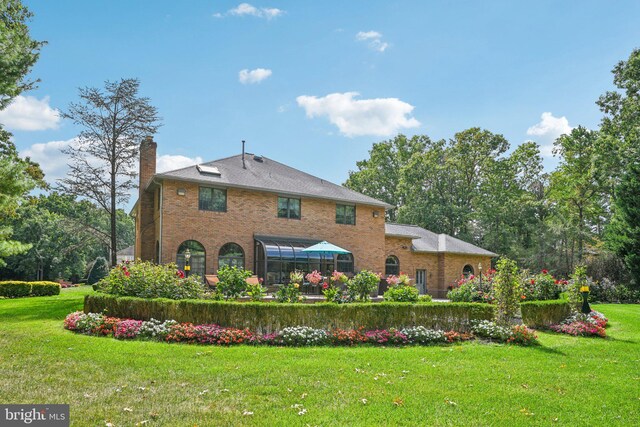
216,265,252,300
84,294,495,334
30,282,61,296
347,270,380,302
446,269,495,303
521,300,572,328
88,257,109,285
95,261,205,300
383,285,419,302
418,294,433,303
0,281,60,298
522,270,562,301
493,258,522,326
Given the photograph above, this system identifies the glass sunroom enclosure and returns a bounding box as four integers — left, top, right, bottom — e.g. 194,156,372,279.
254,236,354,285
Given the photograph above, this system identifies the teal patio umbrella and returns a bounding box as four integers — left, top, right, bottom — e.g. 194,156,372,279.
302,241,351,255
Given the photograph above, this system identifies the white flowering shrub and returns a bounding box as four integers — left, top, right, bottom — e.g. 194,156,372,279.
138,318,178,339
471,320,512,341
279,326,328,346
400,326,446,344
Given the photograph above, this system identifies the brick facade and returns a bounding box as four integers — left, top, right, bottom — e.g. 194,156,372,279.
134,141,494,298
157,179,386,275
384,236,491,298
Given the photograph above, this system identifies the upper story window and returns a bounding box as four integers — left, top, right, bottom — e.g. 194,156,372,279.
336,204,356,225
199,187,227,212
277,196,300,219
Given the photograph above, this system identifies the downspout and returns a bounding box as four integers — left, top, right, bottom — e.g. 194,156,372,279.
152,178,163,263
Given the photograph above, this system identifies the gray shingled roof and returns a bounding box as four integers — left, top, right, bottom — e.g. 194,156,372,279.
385,223,497,256
154,154,393,208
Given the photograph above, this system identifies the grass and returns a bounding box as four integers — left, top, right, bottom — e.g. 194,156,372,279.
1,287,639,426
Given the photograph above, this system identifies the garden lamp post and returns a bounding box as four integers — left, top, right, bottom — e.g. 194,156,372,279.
478,262,482,287
184,248,191,278
580,284,591,314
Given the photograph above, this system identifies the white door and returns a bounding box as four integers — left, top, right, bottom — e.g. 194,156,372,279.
416,269,427,294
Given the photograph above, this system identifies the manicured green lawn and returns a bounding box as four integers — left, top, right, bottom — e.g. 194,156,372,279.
1,287,638,426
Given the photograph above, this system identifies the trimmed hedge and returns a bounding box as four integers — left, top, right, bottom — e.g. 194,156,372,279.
521,299,571,328
0,281,61,298
85,294,495,333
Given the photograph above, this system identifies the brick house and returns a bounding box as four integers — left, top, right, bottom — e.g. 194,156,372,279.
132,138,495,298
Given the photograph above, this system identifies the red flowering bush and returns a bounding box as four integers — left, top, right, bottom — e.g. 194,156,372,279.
507,325,538,346
329,327,367,345
447,269,496,303
97,317,119,336
166,323,197,343
192,324,253,345
95,261,205,300
522,270,563,301
444,331,474,343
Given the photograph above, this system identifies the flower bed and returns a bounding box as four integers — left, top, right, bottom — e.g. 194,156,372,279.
549,311,609,338
65,311,533,346
84,294,494,333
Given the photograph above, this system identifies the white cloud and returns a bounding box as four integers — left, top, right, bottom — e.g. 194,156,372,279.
526,112,573,157
0,95,61,131
216,3,284,19
356,30,389,52
156,154,203,173
21,138,201,184
238,68,272,84
296,92,420,137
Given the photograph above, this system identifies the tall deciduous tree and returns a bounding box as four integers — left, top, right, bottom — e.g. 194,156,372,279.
549,127,605,265
59,78,161,266
344,134,429,221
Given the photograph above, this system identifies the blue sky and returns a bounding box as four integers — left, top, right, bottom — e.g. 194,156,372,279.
3,1,640,204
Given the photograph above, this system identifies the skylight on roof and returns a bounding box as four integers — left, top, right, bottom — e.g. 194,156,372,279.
196,164,221,176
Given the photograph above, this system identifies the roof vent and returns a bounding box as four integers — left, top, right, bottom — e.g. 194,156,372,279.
253,155,263,162
196,164,221,176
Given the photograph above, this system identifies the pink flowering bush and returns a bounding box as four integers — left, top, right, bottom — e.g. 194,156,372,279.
114,319,143,339
549,310,608,337
305,270,323,285
364,328,408,345
63,311,83,330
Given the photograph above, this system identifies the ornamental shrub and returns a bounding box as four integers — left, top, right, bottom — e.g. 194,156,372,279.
492,258,522,326
521,270,563,301
399,326,446,344
279,326,328,346
274,283,302,303
216,265,252,300
96,261,205,300
507,325,538,346
0,281,60,298
383,285,419,302
245,282,266,301
88,257,109,285
418,294,433,303
446,269,496,303
347,270,380,302
566,265,588,311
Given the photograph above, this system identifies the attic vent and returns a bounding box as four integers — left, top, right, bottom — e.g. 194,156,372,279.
196,164,221,176
253,155,263,162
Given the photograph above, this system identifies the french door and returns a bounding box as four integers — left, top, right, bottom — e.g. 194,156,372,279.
416,269,427,294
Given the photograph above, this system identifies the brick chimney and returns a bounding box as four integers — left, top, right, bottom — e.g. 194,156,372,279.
138,136,157,262
139,136,157,197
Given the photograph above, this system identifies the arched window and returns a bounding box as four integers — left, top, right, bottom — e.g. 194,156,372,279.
219,243,245,269
176,240,206,280
337,253,354,273
385,255,400,276
462,264,474,278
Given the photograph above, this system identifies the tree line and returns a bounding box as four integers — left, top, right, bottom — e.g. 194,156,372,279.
345,48,640,286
